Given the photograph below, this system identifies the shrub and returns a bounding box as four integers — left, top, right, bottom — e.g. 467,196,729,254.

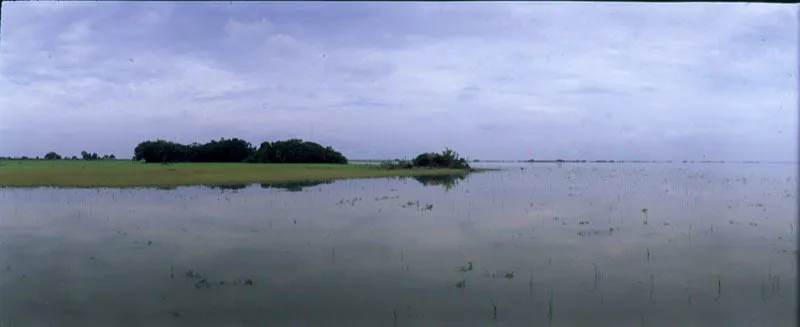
412,148,470,169
381,148,471,170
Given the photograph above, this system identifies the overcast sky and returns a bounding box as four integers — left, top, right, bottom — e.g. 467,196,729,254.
0,2,796,161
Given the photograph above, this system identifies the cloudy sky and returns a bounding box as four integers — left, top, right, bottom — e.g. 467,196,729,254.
0,2,796,161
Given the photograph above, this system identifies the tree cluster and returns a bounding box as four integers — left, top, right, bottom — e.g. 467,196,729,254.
133,138,254,163
132,138,348,164
380,148,471,170
246,139,347,164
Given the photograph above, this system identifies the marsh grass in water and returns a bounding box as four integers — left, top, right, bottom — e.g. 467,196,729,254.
760,269,782,302
457,261,474,272
0,160,478,188
484,270,515,279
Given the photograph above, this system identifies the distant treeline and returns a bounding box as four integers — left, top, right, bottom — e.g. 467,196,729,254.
520,159,754,164
133,138,348,164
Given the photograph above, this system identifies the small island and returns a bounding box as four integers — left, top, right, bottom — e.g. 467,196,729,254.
0,138,479,188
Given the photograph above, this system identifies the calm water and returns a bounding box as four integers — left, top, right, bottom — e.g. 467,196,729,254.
0,163,796,326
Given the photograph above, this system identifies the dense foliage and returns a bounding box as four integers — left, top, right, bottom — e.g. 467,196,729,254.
44,152,62,160
246,139,347,164
380,148,471,170
412,148,470,169
133,138,347,164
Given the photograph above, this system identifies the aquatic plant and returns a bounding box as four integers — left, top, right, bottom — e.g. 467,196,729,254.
641,208,649,224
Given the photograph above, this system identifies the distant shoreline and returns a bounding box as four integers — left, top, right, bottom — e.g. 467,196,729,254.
351,159,796,164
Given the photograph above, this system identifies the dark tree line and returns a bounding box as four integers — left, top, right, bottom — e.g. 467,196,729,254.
247,139,348,164
133,138,348,164
0,152,117,161
133,138,254,163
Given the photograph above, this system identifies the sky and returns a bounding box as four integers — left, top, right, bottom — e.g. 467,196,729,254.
0,2,797,161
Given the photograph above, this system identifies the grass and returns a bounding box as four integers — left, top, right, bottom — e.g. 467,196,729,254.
0,160,482,188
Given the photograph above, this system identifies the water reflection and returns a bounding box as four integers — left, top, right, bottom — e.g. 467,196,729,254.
206,174,470,193
259,180,334,192
204,181,335,193
410,174,468,190
207,184,250,191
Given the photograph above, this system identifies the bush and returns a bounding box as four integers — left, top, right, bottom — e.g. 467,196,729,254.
381,148,471,170
412,148,470,169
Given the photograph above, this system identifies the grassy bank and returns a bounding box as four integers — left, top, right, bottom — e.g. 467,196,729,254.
0,160,479,188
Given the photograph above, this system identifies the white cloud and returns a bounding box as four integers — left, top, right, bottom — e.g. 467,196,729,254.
0,2,795,160
224,17,273,39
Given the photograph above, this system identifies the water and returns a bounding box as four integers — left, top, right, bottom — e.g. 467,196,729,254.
0,163,796,326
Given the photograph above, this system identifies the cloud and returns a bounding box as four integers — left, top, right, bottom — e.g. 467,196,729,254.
224,17,273,39
0,2,795,161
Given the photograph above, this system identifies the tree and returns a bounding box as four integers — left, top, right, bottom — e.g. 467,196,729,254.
44,152,62,160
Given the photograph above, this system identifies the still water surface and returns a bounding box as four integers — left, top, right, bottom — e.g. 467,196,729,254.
0,163,796,326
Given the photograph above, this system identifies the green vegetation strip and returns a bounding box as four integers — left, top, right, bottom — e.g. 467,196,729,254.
0,160,479,188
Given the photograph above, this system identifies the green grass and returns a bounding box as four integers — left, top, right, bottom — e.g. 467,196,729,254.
0,160,481,188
